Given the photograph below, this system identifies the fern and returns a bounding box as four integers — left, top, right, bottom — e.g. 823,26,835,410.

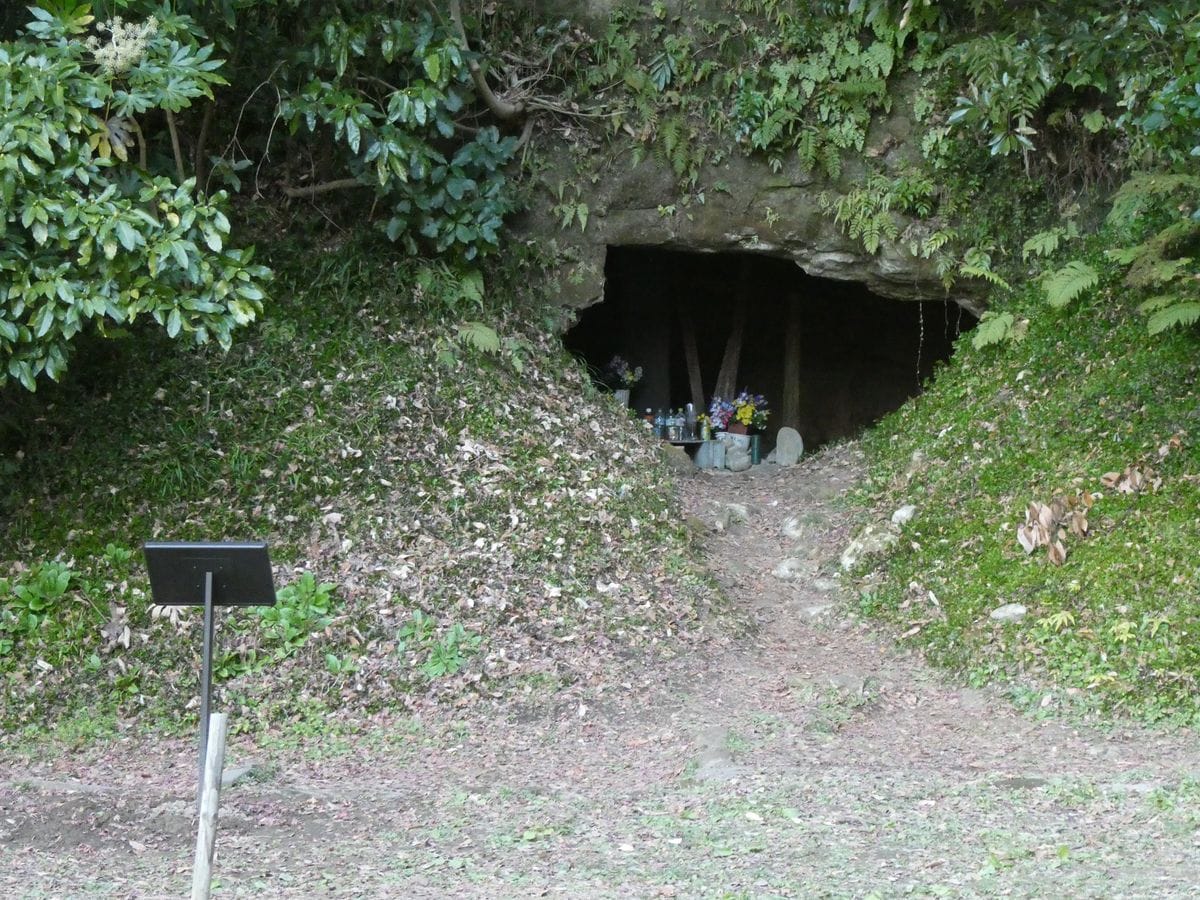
971,311,1015,349
921,229,952,257
1138,294,1200,336
456,321,500,354
821,141,842,180
1042,260,1098,308
959,247,1011,289
1146,302,1200,335
1113,220,1200,289
1136,294,1176,314
1022,229,1062,260
959,262,1010,289
795,127,818,172
1107,175,1200,230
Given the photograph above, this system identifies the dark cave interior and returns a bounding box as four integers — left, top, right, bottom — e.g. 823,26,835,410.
564,246,977,452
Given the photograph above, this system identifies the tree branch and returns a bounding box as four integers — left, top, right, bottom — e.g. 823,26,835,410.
127,117,149,170
166,110,186,184
281,178,368,199
194,103,214,193
448,0,525,122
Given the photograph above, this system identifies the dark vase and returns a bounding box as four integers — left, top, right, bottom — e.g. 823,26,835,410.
726,421,748,435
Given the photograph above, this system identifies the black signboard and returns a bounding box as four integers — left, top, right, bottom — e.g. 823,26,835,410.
144,541,276,607
143,541,276,810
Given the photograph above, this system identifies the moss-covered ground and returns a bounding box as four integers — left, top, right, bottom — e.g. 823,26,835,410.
859,267,1200,724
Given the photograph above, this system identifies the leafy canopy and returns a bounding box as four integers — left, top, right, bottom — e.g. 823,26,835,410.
0,3,268,390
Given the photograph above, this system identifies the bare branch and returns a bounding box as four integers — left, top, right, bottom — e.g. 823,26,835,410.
282,178,368,199
194,102,214,193
448,0,525,122
165,110,187,184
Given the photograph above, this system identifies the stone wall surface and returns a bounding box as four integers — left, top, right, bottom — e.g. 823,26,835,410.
510,5,984,315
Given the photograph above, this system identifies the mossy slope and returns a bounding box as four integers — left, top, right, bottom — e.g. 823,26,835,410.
861,277,1200,723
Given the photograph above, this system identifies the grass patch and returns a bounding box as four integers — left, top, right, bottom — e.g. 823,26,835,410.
858,259,1200,724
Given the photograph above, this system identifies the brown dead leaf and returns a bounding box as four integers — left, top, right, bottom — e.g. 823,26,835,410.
1048,540,1068,566
1069,509,1089,537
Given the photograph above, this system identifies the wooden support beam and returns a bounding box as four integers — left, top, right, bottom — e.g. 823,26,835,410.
677,302,706,412
713,261,750,401
781,291,803,433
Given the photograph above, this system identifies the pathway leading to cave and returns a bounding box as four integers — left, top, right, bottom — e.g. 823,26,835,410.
4,444,1200,896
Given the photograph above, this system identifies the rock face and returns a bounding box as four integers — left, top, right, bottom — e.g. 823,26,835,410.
517,77,984,317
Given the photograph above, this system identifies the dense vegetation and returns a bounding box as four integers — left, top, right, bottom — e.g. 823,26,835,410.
2,0,1199,731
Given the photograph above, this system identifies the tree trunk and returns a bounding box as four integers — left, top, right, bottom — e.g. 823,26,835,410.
713,262,751,400
780,291,803,433
677,303,705,412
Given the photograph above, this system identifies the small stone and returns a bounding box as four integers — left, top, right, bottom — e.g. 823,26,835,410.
660,444,695,476
772,558,808,581
222,763,261,788
774,427,804,467
712,503,749,533
724,503,749,524
891,504,917,526
827,671,867,696
839,523,900,570
726,448,752,472
989,603,1027,623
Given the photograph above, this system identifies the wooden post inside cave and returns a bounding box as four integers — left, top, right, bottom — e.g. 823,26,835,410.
713,260,751,401
780,291,802,433
677,302,706,412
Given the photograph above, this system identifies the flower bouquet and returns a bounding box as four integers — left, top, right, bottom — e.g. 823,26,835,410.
707,396,736,431
602,355,643,389
709,390,769,433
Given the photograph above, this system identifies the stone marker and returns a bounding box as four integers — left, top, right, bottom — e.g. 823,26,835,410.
891,504,917,526
774,427,804,466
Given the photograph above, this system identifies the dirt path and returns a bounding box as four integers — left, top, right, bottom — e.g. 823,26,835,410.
3,445,1199,898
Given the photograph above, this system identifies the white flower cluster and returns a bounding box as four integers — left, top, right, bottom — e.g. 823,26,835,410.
85,16,158,75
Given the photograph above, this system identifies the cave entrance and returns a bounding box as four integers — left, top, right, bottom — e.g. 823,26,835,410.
564,246,977,452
